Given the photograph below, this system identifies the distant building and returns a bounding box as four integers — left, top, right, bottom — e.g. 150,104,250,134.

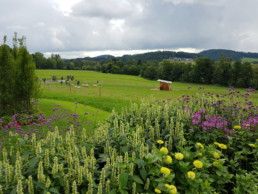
157,79,172,91
169,57,193,62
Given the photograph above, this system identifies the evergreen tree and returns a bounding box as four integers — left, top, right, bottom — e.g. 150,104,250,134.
192,57,213,84
14,42,40,112
0,34,40,116
212,55,232,86
32,52,47,69
0,38,15,115
230,61,253,88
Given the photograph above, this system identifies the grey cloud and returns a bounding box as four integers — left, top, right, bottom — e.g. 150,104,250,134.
72,0,141,19
1,0,258,54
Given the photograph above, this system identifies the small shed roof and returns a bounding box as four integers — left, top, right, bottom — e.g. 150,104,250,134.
157,79,172,84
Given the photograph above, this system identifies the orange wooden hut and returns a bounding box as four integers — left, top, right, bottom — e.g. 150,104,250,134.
157,79,172,91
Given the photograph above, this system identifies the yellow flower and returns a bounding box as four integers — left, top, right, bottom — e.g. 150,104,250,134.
196,142,204,148
215,142,227,149
256,139,258,141
165,184,177,191
214,142,220,146
248,144,256,148
175,153,184,160
193,160,203,169
167,185,177,194
245,124,250,127
164,155,173,164
160,167,171,175
160,147,169,155
187,171,196,180
164,184,171,189
155,188,162,193
197,152,203,156
218,144,227,149
212,152,220,159
234,125,241,130
157,140,164,144
212,161,220,167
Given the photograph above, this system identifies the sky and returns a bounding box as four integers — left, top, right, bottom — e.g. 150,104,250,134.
1,0,258,58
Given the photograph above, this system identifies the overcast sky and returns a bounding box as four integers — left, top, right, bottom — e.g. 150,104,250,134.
1,0,258,58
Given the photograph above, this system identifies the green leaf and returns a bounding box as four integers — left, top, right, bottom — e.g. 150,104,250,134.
119,172,128,189
10,187,16,194
119,189,129,194
110,189,117,194
17,138,25,145
98,153,109,162
134,158,145,168
132,175,144,184
49,187,60,194
27,157,40,173
34,181,46,190
140,168,147,180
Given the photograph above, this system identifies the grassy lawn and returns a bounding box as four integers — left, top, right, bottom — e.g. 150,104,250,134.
242,57,258,63
34,69,258,133
37,70,257,114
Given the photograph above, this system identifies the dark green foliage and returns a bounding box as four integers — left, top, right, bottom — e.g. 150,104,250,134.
0,43,15,114
0,35,40,116
212,55,232,86
32,50,258,89
32,52,47,69
199,49,258,61
141,64,159,80
229,61,254,88
192,57,213,84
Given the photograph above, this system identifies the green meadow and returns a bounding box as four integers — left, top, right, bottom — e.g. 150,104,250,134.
242,57,258,63
36,69,258,126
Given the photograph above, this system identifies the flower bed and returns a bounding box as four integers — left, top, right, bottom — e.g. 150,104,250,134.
0,89,257,193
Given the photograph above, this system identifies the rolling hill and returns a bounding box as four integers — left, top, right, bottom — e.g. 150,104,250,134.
64,49,258,62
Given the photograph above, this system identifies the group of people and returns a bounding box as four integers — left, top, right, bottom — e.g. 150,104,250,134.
42,77,99,87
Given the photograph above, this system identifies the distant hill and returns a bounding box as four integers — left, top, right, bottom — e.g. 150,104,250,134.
92,55,115,61
199,49,258,61
117,51,198,62
64,55,115,62
64,49,258,62
65,51,199,63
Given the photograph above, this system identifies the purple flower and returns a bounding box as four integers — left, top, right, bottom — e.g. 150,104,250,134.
185,107,190,112
246,88,255,92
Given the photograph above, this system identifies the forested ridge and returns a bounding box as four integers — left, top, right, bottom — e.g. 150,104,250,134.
32,49,258,89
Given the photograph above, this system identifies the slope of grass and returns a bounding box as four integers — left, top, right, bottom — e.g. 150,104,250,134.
242,57,258,63
36,70,258,117
37,98,110,134
38,98,110,121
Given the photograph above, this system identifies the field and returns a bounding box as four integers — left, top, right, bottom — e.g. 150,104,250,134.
36,69,256,115
242,57,258,63
0,70,257,193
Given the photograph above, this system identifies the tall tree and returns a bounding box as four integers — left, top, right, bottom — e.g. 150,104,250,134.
14,42,40,112
32,52,47,69
0,35,40,116
0,38,15,115
212,55,232,86
192,57,213,84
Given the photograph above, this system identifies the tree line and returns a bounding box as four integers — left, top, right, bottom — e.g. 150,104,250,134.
0,35,40,116
33,52,258,89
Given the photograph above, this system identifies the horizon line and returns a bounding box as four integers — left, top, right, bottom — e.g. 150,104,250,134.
43,48,203,59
